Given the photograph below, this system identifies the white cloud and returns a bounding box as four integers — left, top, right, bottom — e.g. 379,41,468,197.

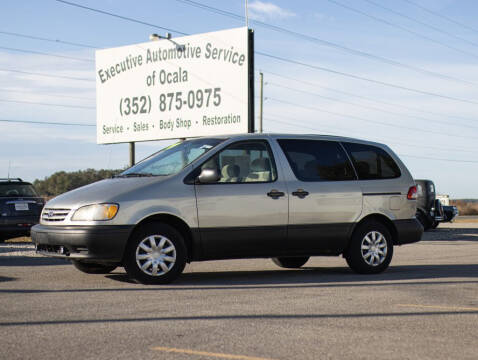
248,1,295,21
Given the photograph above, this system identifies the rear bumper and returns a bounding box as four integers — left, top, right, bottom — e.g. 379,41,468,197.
442,206,459,222
393,218,423,245
0,216,39,238
31,224,133,263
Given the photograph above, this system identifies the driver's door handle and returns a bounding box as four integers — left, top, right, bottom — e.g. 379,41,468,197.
292,189,309,199
267,189,285,199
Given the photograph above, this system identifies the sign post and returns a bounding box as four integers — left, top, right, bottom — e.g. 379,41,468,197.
96,27,254,145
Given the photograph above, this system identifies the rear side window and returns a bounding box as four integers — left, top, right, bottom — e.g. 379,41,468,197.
342,142,401,180
278,139,356,182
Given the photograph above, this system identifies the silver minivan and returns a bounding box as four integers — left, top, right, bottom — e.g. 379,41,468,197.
32,134,423,284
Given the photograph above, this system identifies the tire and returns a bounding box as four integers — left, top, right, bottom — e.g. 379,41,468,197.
416,211,431,231
345,221,393,274
123,223,187,285
431,221,439,229
272,256,309,268
72,260,117,274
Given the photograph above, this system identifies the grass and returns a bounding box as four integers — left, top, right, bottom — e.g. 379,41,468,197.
5,236,32,243
451,200,478,216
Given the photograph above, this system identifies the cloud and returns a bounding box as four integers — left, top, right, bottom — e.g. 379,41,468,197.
248,1,295,21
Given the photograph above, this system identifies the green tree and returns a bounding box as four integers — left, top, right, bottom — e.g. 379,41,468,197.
33,168,122,197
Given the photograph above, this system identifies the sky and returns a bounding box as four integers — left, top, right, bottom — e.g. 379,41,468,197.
1,0,478,198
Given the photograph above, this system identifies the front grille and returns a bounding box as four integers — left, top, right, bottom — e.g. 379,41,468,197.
41,208,71,222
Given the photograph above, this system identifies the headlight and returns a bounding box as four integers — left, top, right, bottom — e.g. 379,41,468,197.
71,204,118,221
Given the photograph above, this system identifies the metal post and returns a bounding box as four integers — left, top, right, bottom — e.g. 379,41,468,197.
259,72,263,133
129,142,135,167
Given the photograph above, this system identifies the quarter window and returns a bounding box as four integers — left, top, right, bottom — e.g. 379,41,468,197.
202,141,277,183
342,142,401,180
278,139,356,182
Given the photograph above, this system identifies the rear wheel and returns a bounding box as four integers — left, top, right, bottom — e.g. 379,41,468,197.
123,223,187,285
72,260,117,274
416,211,431,231
272,256,309,268
345,221,393,274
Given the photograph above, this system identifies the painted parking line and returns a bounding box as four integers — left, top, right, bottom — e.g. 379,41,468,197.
397,304,478,312
151,346,277,360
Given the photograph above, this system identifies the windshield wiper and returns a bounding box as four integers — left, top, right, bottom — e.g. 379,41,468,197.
114,172,155,178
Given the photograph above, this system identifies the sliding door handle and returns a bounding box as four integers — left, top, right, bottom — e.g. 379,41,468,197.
267,189,285,199
292,189,309,199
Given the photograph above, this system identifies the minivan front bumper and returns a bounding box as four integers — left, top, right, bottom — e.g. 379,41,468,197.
393,218,423,245
31,224,133,263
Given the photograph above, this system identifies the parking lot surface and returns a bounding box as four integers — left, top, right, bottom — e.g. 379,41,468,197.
1,222,477,360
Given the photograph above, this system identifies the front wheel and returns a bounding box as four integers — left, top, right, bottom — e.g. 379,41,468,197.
72,260,117,274
123,223,187,285
345,221,393,274
272,256,309,268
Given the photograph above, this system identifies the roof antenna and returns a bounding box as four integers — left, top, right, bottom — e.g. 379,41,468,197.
7,160,11,180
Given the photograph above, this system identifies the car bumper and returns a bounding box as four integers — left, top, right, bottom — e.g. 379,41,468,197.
443,206,459,222
0,217,39,238
31,224,134,263
393,218,423,245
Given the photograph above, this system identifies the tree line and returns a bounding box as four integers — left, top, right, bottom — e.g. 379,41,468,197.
33,168,122,197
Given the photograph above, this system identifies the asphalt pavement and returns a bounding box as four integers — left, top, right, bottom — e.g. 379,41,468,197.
1,223,477,360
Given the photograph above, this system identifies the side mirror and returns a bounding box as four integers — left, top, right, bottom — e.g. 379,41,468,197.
197,168,220,184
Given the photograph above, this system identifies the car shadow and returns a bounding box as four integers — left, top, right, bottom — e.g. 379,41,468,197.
0,275,16,283
105,263,478,288
0,256,69,266
2,263,476,294
422,227,478,242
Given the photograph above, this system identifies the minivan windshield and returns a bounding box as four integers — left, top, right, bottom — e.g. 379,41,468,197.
119,138,225,177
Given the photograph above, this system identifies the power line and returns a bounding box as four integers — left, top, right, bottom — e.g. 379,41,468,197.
267,81,478,131
401,0,478,35
0,119,95,127
267,96,478,141
265,114,478,156
260,70,478,124
256,52,478,106
0,88,94,101
362,0,478,49
0,30,99,49
55,0,188,36
326,0,478,60
49,0,478,105
174,0,476,86
0,46,94,63
400,154,478,164
0,68,95,82
0,99,95,110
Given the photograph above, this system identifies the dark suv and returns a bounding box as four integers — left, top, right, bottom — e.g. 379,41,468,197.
415,179,457,230
0,178,44,242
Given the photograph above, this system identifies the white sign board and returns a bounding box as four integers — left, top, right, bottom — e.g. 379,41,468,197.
96,27,253,144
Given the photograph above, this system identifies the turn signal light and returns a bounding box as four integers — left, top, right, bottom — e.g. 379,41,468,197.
407,186,417,200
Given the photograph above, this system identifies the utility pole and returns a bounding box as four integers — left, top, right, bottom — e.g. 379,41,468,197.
129,142,135,167
259,72,263,133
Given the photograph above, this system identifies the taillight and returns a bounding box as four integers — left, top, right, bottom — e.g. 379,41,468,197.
407,186,417,200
